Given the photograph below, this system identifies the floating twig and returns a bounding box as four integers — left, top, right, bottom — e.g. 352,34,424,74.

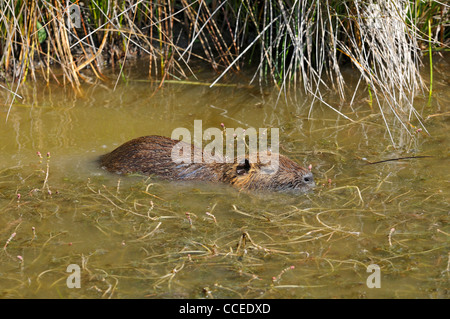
366,156,433,165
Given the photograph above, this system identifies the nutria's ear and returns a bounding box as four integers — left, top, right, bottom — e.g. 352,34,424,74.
236,159,251,175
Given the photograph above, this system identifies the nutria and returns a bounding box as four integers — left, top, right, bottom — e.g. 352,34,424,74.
100,135,315,192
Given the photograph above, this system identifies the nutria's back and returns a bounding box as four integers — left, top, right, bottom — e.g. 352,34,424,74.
100,135,315,192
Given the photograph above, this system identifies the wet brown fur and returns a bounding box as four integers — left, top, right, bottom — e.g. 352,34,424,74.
100,135,315,192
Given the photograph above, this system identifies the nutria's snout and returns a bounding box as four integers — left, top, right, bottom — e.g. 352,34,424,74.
100,135,314,193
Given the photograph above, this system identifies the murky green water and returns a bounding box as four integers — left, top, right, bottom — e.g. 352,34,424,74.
0,57,448,299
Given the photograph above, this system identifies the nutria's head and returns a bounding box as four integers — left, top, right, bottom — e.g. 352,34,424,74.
222,154,315,192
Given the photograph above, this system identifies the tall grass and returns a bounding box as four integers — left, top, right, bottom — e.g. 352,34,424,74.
0,0,449,144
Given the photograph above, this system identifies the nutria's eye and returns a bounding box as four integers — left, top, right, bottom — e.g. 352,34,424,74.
303,176,313,183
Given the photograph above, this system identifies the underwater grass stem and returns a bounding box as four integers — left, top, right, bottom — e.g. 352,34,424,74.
428,18,433,105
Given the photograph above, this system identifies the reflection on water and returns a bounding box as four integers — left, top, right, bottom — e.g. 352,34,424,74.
0,57,448,298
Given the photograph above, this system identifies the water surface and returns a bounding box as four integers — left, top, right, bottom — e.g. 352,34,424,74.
0,58,448,299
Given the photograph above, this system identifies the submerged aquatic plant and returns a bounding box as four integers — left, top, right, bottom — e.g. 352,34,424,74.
0,1,449,145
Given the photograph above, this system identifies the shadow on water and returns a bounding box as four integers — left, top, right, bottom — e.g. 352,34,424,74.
0,58,449,298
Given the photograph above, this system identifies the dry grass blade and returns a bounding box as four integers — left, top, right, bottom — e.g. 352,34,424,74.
1,0,448,144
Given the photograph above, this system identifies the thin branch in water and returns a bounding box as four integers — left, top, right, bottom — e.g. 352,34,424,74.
366,156,433,165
